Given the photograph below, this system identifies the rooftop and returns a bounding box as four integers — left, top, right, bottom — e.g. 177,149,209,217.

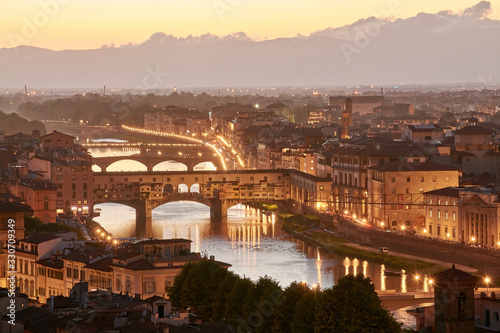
369,160,460,172
20,233,60,244
454,126,492,135
433,264,478,285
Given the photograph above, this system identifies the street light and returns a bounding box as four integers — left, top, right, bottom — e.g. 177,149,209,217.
485,277,490,294
415,275,420,291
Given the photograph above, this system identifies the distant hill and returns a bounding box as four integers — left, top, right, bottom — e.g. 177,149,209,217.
0,110,46,135
1,1,499,89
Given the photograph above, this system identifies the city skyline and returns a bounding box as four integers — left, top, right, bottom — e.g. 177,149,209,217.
1,0,498,50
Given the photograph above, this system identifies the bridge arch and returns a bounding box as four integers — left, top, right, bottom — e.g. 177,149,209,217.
152,160,188,172
92,164,102,172
106,159,148,172
177,184,189,193
190,183,200,193
163,184,175,195
193,161,217,171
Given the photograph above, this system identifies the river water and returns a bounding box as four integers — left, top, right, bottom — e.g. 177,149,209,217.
90,146,430,294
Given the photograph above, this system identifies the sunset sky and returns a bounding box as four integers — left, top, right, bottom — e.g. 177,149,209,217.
1,0,499,50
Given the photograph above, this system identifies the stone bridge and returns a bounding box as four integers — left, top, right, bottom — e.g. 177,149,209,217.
93,169,333,238
92,153,224,172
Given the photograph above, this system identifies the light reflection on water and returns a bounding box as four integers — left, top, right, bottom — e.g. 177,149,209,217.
94,201,431,291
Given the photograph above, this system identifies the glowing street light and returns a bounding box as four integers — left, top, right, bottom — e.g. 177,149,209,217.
485,277,491,294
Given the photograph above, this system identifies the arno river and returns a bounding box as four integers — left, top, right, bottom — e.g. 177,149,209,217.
90,144,430,294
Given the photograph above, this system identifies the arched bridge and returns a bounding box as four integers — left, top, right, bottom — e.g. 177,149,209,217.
93,169,333,238
92,154,223,172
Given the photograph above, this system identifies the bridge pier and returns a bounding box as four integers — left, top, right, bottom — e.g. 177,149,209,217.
209,198,227,223
136,200,153,238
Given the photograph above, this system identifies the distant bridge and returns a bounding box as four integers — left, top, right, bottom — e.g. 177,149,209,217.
83,142,203,149
92,153,223,172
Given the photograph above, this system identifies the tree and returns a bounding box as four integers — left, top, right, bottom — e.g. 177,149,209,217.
167,259,230,321
316,274,402,333
272,282,309,333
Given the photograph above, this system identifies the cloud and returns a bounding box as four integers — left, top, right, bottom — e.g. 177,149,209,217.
462,1,492,19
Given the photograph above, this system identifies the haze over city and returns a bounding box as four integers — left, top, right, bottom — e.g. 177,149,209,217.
1,1,499,88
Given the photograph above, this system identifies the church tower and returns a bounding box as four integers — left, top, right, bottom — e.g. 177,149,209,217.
433,265,477,333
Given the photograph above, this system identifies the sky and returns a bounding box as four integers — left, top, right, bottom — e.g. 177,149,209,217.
1,0,499,50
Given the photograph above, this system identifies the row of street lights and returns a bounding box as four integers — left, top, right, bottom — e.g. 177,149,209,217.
122,125,227,170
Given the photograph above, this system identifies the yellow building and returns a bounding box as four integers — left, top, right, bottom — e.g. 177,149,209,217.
368,161,460,231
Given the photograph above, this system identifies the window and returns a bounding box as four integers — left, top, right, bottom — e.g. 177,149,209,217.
445,176,450,182
406,188,410,194
72,183,76,190
407,177,411,182
320,185,324,190
429,225,433,234
72,175,76,180
438,210,441,219
458,293,466,313
83,175,87,180
421,177,424,182
453,212,456,222
437,225,441,235
433,176,437,182
67,267,72,278
392,178,395,183
73,269,79,279
420,188,424,193
429,209,433,218
445,211,449,220
56,175,62,181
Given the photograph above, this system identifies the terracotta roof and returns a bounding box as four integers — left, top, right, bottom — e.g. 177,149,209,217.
20,233,60,244
114,250,143,260
36,258,64,269
266,101,288,109
433,265,477,285
61,248,109,264
84,257,113,272
115,259,156,271
145,295,168,303
369,161,460,172
39,130,75,139
424,187,460,198
406,124,442,132
0,200,34,213
454,126,492,135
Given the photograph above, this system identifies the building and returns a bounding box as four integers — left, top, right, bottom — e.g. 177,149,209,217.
9,179,57,224
402,124,444,143
330,144,428,220
328,95,384,116
0,201,32,248
39,131,78,155
51,149,94,215
368,161,460,231
424,187,460,241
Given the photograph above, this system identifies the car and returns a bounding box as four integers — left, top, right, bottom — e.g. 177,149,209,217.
378,247,389,254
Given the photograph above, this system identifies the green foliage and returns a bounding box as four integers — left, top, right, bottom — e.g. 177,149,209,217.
167,261,403,332
24,216,84,239
316,274,402,333
0,110,46,135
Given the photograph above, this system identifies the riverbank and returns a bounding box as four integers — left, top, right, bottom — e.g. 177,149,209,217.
280,213,455,276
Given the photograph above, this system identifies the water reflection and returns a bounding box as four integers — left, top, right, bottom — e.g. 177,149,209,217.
95,201,415,291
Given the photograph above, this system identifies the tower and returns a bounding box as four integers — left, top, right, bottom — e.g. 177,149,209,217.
341,98,352,139
433,265,477,333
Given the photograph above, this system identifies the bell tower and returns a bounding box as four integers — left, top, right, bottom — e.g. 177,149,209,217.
433,265,477,333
